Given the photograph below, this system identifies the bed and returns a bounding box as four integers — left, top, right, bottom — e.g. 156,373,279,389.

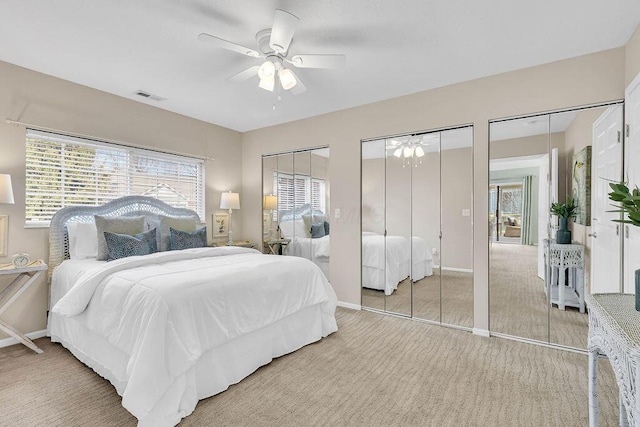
361,232,433,295
277,206,432,295
46,196,337,427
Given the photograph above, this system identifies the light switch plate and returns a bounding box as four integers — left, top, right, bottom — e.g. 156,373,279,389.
462,209,471,217
335,208,341,219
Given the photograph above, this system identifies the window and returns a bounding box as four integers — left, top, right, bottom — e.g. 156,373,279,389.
25,129,205,226
273,172,326,217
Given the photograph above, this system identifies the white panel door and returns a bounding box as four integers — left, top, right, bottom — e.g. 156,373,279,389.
591,105,623,294
625,76,640,293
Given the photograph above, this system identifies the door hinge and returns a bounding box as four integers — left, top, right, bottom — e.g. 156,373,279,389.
439,231,442,239
616,224,620,236
618,130,621,143
627,124,631,138
626,225,630,238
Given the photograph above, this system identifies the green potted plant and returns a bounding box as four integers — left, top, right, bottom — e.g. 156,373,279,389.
550,196,577,244
608,182,640,310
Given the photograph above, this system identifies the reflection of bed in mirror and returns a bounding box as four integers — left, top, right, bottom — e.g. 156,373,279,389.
361,231,433,295
278,205,331,278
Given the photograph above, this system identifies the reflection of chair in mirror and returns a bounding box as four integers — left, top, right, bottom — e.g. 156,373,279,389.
503,216,522,238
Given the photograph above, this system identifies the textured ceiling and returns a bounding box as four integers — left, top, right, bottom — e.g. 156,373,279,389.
1,0,639,132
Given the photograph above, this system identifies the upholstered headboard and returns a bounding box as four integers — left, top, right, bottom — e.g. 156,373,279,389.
47,196,201,283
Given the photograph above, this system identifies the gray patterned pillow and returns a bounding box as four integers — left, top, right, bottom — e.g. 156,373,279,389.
311,223,326,238
95,215,145,261
169,227,207,250
159,215,198,251
104,228,158,261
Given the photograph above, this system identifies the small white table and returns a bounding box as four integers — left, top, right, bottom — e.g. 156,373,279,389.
544,240,585,313
587,293,640,426
0,262,47,354
264,238,290,255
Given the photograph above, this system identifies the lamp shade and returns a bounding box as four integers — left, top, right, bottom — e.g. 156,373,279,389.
263,194,278,210
220,191,240,210
0,174,15,204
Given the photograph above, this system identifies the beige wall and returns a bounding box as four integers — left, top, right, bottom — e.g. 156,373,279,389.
0,60,243,340
626,24,640,86
362,147,473,271
242,47,626,332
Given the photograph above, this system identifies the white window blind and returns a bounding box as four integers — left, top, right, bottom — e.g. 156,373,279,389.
273,172,326,217
25,129,205,226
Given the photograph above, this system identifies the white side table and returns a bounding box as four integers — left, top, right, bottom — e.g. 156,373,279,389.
587,293,640,426
544,239,585,312
0,262,47,354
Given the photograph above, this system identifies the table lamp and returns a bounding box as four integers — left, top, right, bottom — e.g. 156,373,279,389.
220,191,240,244
263,194,278,238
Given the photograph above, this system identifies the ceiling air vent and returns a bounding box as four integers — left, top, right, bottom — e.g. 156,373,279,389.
134,90,166,102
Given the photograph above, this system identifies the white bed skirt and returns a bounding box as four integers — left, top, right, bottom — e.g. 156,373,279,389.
362,259,433,295
49,304,327,426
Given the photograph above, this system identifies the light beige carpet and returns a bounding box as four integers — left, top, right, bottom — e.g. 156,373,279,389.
490,243,589,349
363,242,588,349
0,308,619,426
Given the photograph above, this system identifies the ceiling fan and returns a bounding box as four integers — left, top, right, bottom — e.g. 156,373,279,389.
198,9,346,95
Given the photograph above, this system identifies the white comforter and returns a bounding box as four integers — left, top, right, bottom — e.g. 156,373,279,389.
286,235,331,259
361,232,433,295
51,246,337,426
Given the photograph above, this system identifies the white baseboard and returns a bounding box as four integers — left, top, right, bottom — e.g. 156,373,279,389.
433,265,473,273
0,329,48,349
337,301,361,310
472,328,490,337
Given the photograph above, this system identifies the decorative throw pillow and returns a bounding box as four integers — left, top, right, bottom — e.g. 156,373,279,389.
169,227,207,250
104,228,158,261
159,215,198,251
324,221,330,236
67,222,99,259
95,215,145,261
302,214,326,237
311,223,326,238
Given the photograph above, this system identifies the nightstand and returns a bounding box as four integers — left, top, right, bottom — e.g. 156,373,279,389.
0,261,48,354
211,240,256,249
264,238,291,255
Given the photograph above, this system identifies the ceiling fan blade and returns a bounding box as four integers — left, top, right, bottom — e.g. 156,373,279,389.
226,66,260,83
269,9,299,55
289,54,346,69
288,69,307,95
197,33,261,58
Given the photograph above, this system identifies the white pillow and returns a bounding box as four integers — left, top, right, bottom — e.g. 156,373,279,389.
67,222,99,259
279,219,308,239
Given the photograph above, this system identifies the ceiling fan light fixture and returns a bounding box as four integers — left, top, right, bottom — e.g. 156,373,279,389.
415,146,425,157
279,68,297,90
393,148,402,158
404,146,414,157
259,76,275,92
258,60,276,80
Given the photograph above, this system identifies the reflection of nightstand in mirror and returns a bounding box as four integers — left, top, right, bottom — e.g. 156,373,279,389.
264,238,291,255
211,240,256,249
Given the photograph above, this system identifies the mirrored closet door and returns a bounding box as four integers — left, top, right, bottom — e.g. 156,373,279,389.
489,102,624,350
262,147,330,279
361,126,474,328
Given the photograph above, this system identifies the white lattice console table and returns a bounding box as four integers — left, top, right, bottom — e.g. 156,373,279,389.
544,239,585,313
587,293,640,426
